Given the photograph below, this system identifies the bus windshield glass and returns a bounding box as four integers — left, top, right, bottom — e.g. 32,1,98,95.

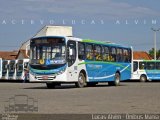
9,61,15,72
17,60,23,72
2,61,8,71
30,37,66,67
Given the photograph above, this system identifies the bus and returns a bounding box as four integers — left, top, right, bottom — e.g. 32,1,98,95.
132,60,160,82
0,58,2,78
8,60,17,80
16,59,29,81
27,36,132,88
1,60,10,80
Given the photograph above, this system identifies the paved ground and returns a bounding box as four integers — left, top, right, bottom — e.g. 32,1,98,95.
0,81,160,114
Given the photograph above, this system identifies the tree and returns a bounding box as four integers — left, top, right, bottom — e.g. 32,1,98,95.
148,48,160,59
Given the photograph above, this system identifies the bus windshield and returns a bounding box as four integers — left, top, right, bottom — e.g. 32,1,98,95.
9,61,15,72
17,60,23,72
2,61,8,71
30,37,66,68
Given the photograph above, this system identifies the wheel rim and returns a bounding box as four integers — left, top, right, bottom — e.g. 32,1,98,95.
141,76,146,82
78,74,84,85
77,73,87,88
115,73,120,84
141,77,145,81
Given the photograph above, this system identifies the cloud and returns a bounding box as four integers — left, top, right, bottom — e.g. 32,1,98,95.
0,0,159,19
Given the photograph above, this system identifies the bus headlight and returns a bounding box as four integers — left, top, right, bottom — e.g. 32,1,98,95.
57,70,65,75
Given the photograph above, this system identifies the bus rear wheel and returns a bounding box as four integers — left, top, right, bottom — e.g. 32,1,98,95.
108,73,120,86
76,72,86,88
140,75,147,82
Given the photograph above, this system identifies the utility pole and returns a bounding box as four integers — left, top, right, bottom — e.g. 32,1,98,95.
151,28,160,60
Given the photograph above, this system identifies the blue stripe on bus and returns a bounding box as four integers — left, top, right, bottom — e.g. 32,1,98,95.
146,70,160,80
79,61,131,82
30,65,67,75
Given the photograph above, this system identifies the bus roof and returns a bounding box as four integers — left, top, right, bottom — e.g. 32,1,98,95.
31,36,131,49
133,59,160,62
82,39,131,48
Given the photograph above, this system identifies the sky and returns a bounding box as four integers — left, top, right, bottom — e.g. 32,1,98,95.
0,0,160,52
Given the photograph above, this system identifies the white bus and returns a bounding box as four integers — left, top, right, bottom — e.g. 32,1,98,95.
131,60,160,82
8,60,17,80
16,59,29,81
0,58,2,79
1,60,10,80
27,36,132,88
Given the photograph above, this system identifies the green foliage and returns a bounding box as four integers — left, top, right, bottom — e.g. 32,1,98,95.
148,48,160,59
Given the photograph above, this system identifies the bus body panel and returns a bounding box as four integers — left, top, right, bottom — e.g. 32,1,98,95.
29,67,68,82
83,61,131,82
146,70,160,80
29,36,132,84
1,60,10,80
8,60,18,80
131,60,160,81
16,59,29,81
0,58,2,78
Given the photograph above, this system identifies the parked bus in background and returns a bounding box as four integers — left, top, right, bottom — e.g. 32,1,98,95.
8,60,17,80
131,60,160,82
27,36,132,88
16,59,29,81
1,60,10,80
0,58,2,78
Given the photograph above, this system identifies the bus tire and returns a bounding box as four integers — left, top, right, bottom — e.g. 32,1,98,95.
76,72,86,88
108,73,120,86
140,75,147,82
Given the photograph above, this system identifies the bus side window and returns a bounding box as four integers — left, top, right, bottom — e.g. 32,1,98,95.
133,61,138,72
123,49,130,62
147,62,155,70
78,42,85,60
86,44,94,60
111,47,116,62
102,46,110,62
128,49,132,62
117,48,123,62
139,62,146,70
156,62,160,70
67,40,76,67
94,45,102,61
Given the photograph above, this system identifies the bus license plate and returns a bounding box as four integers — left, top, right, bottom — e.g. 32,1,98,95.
43,76,48,79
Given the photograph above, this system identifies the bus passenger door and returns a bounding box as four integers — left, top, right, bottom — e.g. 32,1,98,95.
132,61,139,79
67,40,78,81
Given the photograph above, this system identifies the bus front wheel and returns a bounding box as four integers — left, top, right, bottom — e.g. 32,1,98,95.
140,75,147,82
108,73,120,86
76,72,86,88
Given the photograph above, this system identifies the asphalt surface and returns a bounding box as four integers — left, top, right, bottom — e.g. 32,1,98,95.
0,81,160,115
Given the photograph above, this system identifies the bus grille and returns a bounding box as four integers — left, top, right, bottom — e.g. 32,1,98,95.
35,76,56,80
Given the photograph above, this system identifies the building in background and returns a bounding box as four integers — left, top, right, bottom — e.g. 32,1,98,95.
0,51,18,60
133,51,152,60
